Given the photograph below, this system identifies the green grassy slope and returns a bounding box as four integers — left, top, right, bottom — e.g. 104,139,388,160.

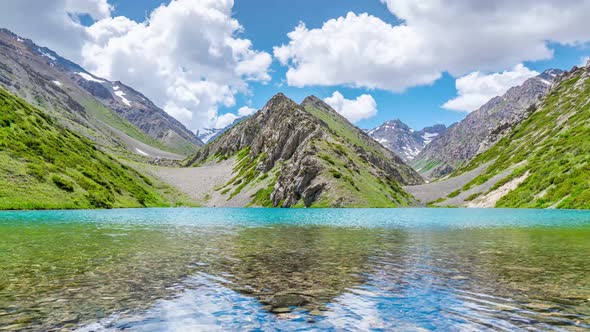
0,29,192,157
0,88,170,209
453,66,590,209
302,99,421,186
303,139,416,207
75,95,183,155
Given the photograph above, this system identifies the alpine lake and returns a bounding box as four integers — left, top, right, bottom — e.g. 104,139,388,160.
0,208,588,331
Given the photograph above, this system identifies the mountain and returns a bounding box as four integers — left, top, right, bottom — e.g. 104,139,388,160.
73,74,203,154
413,69,564,179
0,28,202,157
197,116,248,143
0,88,169,209
418,61,590,209
186,94,423,207
197,128,224,144
368,119,446,162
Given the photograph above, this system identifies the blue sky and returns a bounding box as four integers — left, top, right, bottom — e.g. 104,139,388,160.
105,0,589,130
4,0,588,132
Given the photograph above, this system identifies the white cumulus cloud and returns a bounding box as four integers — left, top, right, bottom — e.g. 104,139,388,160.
443,64,539,112
324,91,377,123
274,13,437,91
275,0,590,92
0,0,271,132
214,112,239,129
82,0,271,131
215,105,257,128
0,0,111,62
237,106,257,117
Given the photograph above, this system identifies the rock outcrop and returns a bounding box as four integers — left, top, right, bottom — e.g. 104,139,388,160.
188,94,423,207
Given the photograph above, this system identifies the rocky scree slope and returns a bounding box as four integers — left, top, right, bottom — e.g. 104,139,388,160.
368,119,446,162
187,94,423,207
435,62,590,209
0,88,168,209
413,69,564,179
0,28,201,157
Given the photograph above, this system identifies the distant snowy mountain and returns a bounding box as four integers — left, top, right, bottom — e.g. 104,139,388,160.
197,128,223,144
368,119,446,162
197,116,248,143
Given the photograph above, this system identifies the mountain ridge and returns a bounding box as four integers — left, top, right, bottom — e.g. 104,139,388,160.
0,28,202,157
186,93,423,207
413,68,564,179
414,62,590,208
197,116,248,144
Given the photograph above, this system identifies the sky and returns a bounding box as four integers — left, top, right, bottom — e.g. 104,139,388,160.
1,0,589,132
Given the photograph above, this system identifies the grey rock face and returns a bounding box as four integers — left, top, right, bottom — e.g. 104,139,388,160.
413,69,564,179
189,94,328,206
188,93,423,207
77,79,112,100
368,119,446,162
70,74,203,153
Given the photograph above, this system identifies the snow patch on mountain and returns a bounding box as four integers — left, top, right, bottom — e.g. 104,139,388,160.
422,132,439,145
39,49,56,61
197,128,222,144
114,90,132,106
76,72,105,83
368,119,446,162
197,116,248,143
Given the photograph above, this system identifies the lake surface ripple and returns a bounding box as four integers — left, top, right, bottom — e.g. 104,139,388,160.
0,208,588,331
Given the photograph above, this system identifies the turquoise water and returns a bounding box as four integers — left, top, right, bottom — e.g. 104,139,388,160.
0,208,589,331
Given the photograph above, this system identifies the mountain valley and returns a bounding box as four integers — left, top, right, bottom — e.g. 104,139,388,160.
408,62,590,209
0,28,589,210
412,69,564,179
182,94,423,207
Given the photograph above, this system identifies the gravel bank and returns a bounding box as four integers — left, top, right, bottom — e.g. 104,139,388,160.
404,162,492,204
146,158,266,207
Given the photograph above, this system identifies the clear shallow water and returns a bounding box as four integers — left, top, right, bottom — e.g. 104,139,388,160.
0,208,588,331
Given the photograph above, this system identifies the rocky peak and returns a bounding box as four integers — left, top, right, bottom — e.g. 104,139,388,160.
301,95,322,104
368,119,447,162
538,69,565,81
384,119,412,131
187,93,423,207
301,95,349,121
261,93,298,112
301,95,327,108
421,124,446,134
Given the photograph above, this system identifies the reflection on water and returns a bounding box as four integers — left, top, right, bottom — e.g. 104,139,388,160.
0,208,588,331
